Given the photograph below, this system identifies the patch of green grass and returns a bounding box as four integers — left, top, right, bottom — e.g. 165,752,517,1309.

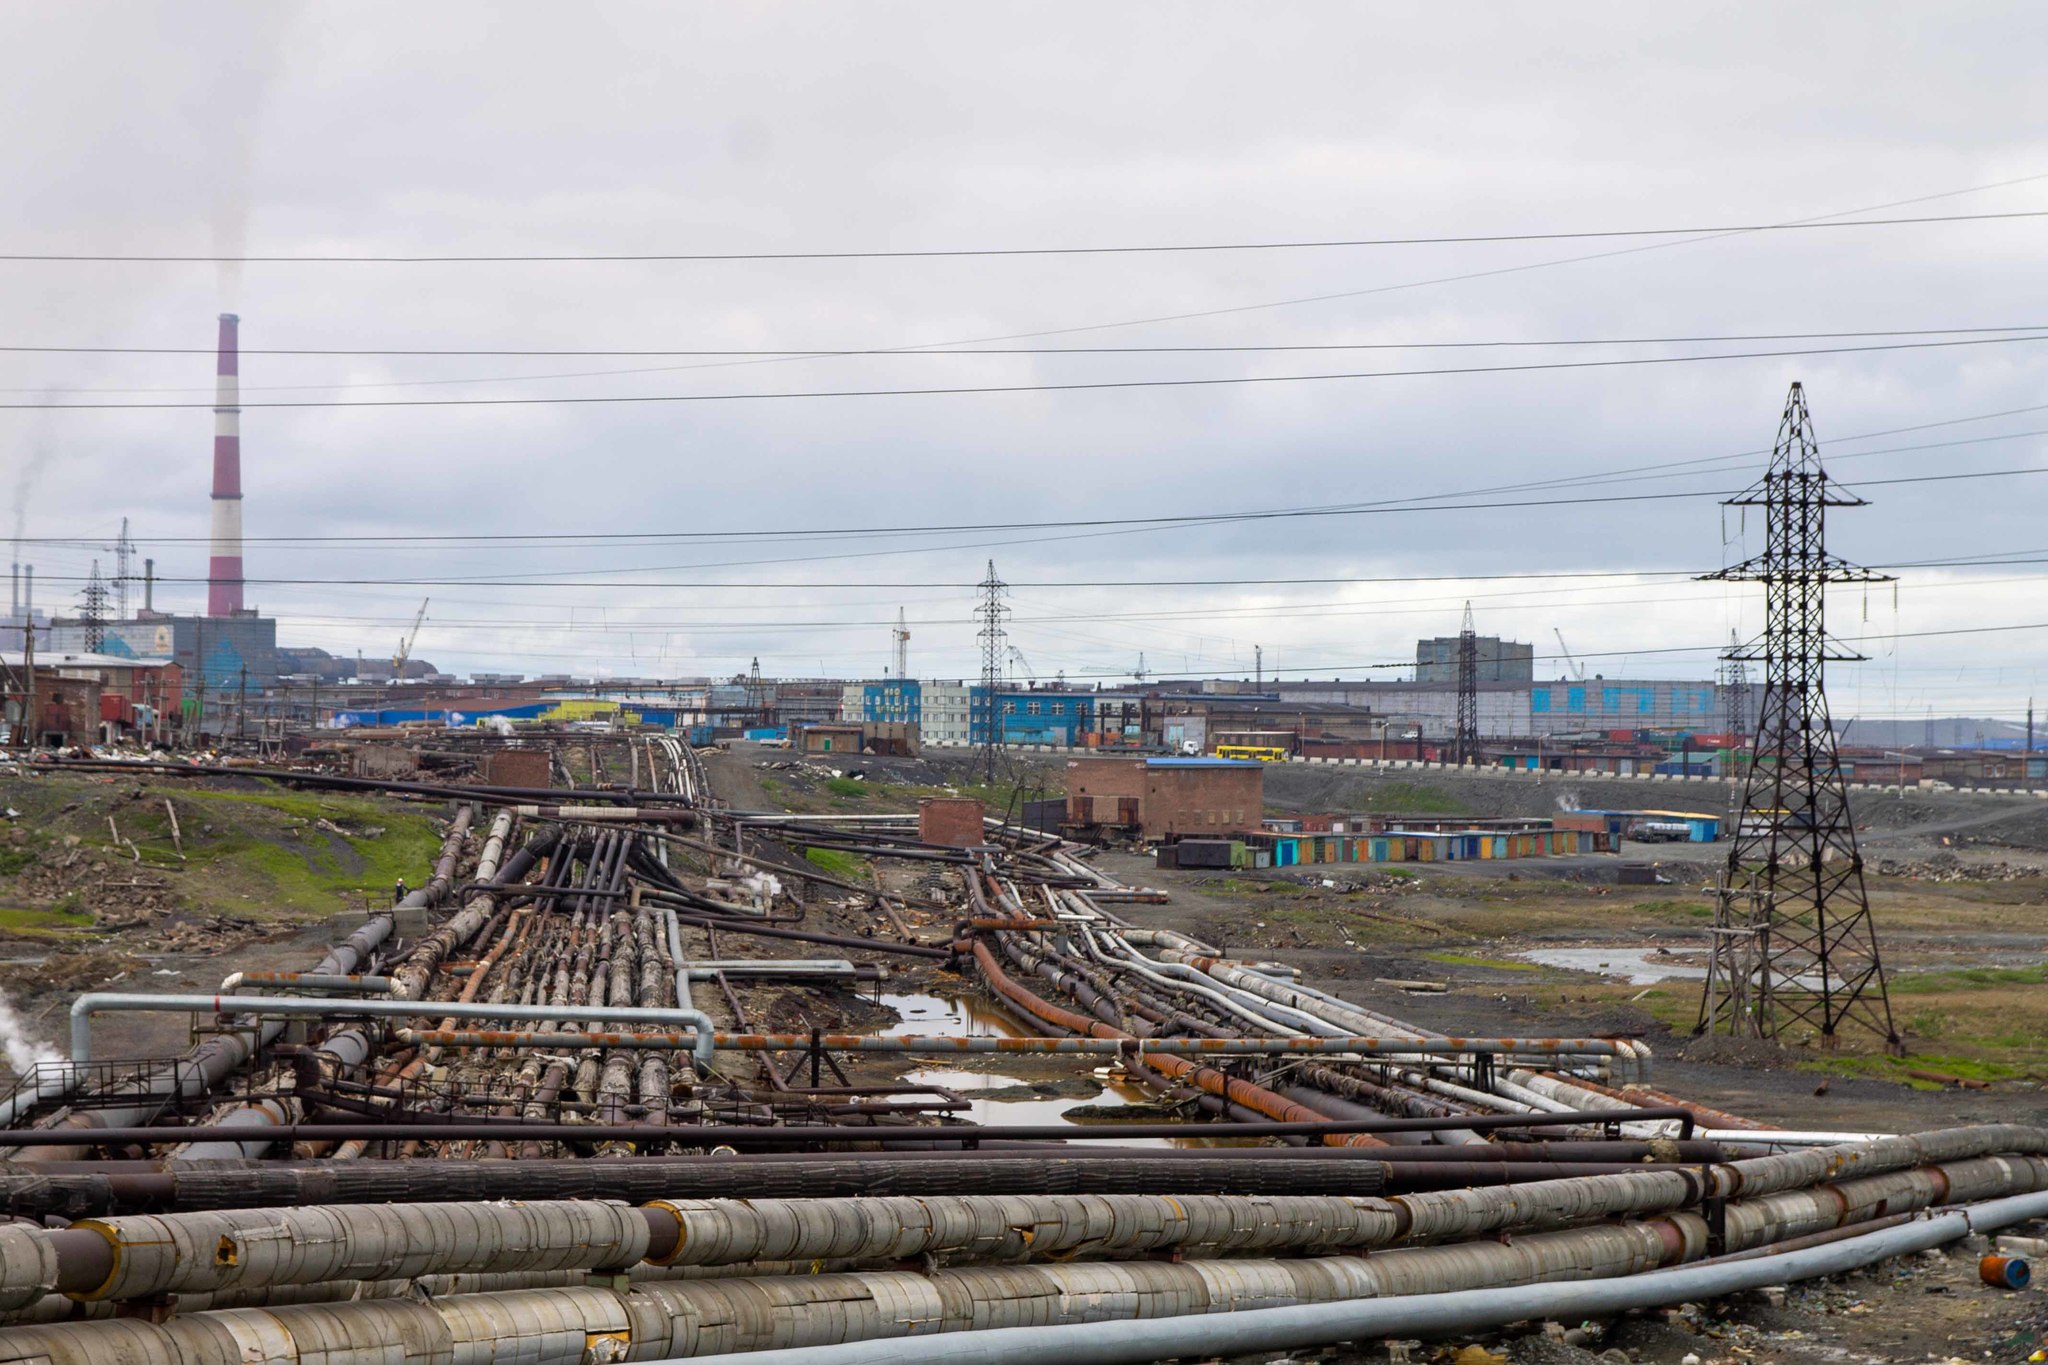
1633,898,1714,919
824,777,869,799
0,905,92,933
1211,877,1304,896
1889,964,2048,995
0,848,34,877
1799,1052,2030,1088
1370,783,1469,815
1424,950,1541,972
176,789,443,913
803,847,867,880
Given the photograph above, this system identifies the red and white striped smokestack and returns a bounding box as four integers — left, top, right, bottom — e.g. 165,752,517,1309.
206,312,244,616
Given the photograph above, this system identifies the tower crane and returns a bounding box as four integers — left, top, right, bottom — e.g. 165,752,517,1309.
891,607,911,679
1005,645,1036,685
393,598,429,680
1553,628,1587,682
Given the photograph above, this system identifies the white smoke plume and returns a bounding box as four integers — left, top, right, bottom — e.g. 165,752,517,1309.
0,988,59,1075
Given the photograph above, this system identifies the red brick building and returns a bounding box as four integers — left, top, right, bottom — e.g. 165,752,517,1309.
918,797,987,848
1064,756,1265,842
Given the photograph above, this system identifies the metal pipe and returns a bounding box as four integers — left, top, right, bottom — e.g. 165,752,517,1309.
215,972,395,995
392,1028,1637,1059
25,757,696,806
10,1166,2046,1362
657,1189,2048,1365
680,959,864,979
0,1107,1701,1150
5,810,475,1155
67,992,718,1074
662,907,694,1013
664,912,952,960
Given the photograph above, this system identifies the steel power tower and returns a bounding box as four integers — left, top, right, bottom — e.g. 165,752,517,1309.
974,561,1009,783
79,561,109,652
1453,602,1479,765
1720,628,1751,749
1695,382,1899,1052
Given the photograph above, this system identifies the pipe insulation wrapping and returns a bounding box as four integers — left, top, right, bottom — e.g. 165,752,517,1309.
63,1200,656,1301
643,1193,1402,1268
665,1188,2048,1365
0,1139,2039,1316
8,1173,2048,1365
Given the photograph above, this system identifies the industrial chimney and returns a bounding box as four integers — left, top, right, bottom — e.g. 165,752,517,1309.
207,312,244,616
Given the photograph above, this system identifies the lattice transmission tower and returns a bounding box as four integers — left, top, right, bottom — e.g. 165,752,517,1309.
1453,602,1479,765
974,561,1009,783
1720,628,1751,748
1695,382,1899,1051
79,561,109,652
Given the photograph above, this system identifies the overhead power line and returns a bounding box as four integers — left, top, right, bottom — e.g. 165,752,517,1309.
0,323,2038,361
20,460,2046,589
5,209,2044,263
7,333,2047,410
17,397,2048,551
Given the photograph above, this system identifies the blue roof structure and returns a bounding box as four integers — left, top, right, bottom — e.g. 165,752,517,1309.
1143,757,1262,768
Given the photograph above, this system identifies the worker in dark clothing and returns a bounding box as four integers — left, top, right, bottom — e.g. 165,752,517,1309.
393,878,407,905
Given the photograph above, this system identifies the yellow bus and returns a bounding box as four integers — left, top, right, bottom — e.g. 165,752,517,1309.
1214,744,1289,762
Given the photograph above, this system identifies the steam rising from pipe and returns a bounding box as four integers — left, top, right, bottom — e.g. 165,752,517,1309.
0,990,57,1074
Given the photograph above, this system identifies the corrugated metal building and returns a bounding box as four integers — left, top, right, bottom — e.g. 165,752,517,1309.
1414,635,1534,683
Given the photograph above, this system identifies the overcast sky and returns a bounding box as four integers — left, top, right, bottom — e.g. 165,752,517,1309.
2,2,2044,717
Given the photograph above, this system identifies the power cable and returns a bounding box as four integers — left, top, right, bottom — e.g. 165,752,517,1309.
6,208,2044,264
6,333,2046,409
18,404,2048,551
0,322,2036,361
23,462,2047,588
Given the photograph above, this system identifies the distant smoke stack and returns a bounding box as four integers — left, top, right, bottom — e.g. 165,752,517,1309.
207,312,244,616
8,563,15,619
21,565,31,619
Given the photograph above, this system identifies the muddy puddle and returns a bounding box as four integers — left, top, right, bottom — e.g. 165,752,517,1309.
1520,947,1707,984
881,994,1255,1148
876,992,1026,1038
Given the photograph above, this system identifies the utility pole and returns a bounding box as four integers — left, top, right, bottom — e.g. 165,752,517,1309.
193,618,206,739
113,518,133,621
1453,602,1479,766
1695,382,1899,1053
974,560,1009,783
237,664,248,741
15,619,34,750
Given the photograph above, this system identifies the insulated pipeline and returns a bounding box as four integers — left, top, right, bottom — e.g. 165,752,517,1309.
6,1176,2046,1365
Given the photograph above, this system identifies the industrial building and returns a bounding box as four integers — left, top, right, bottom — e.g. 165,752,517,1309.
838,679,973,746
0,650,182,746
1063,755,1265,841
1414,633,1534,683
1169,676,1751,739
46,611,278,694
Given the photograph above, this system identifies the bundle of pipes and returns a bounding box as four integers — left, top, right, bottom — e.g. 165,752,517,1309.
1,807,482,1158
0,1127,2039,1360
944,869,1739,1151
0,1142,1733,1219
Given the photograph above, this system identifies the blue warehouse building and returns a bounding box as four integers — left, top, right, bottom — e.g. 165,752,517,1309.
969,686,1098,747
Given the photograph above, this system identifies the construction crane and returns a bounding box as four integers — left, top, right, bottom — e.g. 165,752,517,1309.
393,598,429,680
891,607,910,679
1005,645,1036,685
1553,628,1587,682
